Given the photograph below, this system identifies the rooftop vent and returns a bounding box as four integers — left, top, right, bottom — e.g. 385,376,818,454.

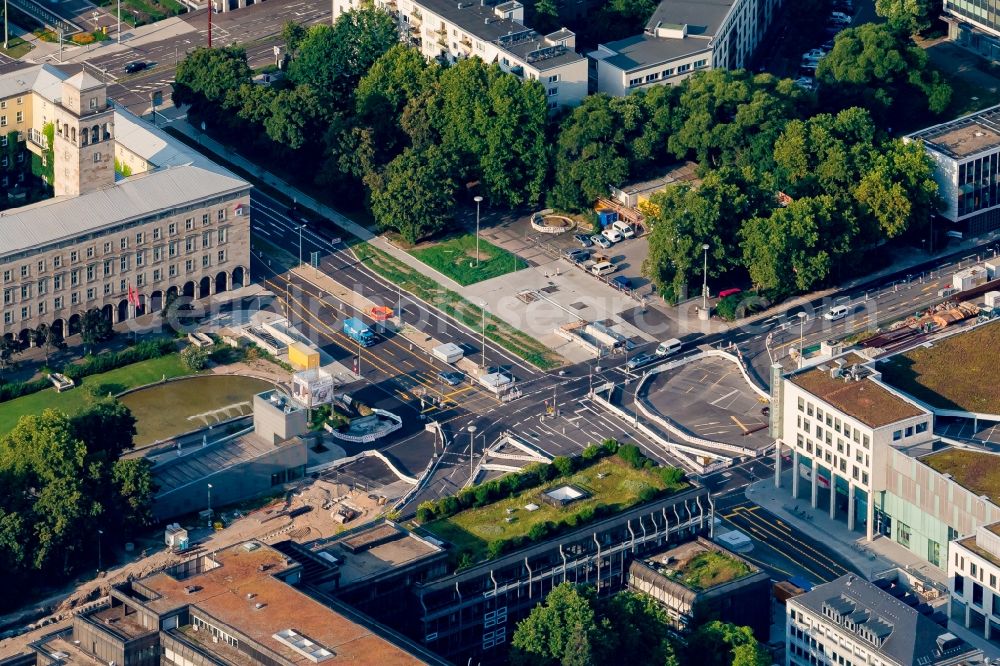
246,592,256,600
254,602,266,610
936,633,963,652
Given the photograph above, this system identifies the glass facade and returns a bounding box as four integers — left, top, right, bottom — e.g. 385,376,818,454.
947,0,1000,33
958,152,1000,217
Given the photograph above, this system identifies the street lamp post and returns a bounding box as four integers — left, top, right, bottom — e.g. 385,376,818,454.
3,0,9,50
481,302,487,370
97,529,104,572
206,483,213,527
474,196,483,267
298,225,305,266
701,243,710,311
797,312,807,367
117,0,121,43
468,425,477,481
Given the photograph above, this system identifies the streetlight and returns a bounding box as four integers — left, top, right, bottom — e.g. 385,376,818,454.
298,224,306,266
117,0,121,44
474,196,483,267
207,483,213,527
3,0,8,50
97,529,104,572
797,312,807,366
701,243,710,311
468,425,477,481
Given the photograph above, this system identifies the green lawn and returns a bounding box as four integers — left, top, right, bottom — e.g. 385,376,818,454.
676,551,752,591
410,234,526,286
879,321,1000,413
0,354,191,435
0,37,33,59
422,458,687,563
353,242,563,370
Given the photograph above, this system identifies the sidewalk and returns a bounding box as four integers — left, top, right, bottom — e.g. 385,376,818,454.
18,16,196,64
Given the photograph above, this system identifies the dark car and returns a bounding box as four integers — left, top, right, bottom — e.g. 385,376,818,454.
610,275,632,292
574,233,594,247
438,371,465,386
563,248,589,262
625,353,655,372
124,61,148,74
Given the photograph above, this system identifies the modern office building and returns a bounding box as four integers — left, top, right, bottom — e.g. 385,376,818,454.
787,574,982,666
0,62,251,344
626,536,772,639
590,0,783,96
289,485,712,665
908,106,1000,236
331,0,588,108
772,357,933,541
9,541,446,666
949,521,1000,645
943,0,1000,60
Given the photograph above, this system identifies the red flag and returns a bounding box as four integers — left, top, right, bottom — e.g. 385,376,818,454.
128,283,139,307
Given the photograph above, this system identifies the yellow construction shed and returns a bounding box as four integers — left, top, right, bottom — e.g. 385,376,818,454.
288,342,320,370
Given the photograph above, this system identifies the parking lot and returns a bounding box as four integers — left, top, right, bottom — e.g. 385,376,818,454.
643,357,772,451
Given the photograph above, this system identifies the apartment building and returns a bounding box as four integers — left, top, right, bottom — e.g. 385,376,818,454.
0,62,250,344
772,358,933,541
590,0,783,96
331,0,588,108
787,574,982,666
908,106,1000,236
10,540,445,666
943,0,1000,60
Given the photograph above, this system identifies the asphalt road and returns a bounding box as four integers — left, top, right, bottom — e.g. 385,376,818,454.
68,0,330,115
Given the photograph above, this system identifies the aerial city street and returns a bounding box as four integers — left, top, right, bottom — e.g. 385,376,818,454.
1,0,1000,662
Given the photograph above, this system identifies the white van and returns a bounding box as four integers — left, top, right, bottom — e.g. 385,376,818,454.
824,305,848,321
601,227,623,243
591,261,616,277
612,220,635,239
655,338,682,357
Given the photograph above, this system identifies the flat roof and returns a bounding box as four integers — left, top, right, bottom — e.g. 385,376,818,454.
921,447,1000,501
154,433,304,496
327,524,443,587
140,542,430,665
87,605,153,640
33,634,105,666
790,367,926,428
957,533,1000,568
908,104,1000,159
644,0,734,35
642,539,756,591
597,33,711,72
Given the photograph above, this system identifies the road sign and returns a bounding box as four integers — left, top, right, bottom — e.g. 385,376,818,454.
329,237,342,245
310,251,320,268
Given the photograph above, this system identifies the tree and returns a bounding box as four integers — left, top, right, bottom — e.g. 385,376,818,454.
287,8,398,106
111,458,156,532
80,308,112,348
369,145,457,244
181,344,211,371
530,0,560,33
70,399,137,460
511,583,600,666
684,621,769,666
281,20,307,56
0,335,19,377
597,591,679,666
855,138,941,241
37,325,64,364
172,47,253,129
816,24,951,125
875,0,933,34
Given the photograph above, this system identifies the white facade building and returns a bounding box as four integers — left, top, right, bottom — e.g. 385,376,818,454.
590,0,783,96
772,359,933,541
950,522,1000,643
787,575,981,666
332,0,588,108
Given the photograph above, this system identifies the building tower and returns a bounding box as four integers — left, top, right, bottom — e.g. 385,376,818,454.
52,71,115,197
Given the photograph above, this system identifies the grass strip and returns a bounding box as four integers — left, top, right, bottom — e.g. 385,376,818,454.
409,234,526,286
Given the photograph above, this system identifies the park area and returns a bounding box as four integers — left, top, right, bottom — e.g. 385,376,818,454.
421,457,687,564
409,234,526,286
0,353,190,435
879,321,1000,414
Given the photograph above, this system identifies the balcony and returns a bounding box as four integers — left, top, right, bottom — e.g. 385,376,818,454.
27,128,48,149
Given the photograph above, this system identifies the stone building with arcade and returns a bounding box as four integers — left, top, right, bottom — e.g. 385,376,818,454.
0,62,250,344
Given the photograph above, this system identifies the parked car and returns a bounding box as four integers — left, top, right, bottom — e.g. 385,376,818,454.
612,220,635,239
592,234,612,249
610,275,632,292
794,77,817,91
626,353,656,372
803,48,827,59
601,227,623,244
591,261,616,276
124,61,148,74
438,371,465,386
574,233,594,247
718,287,743,299
830,11,852,22
563,248,590,262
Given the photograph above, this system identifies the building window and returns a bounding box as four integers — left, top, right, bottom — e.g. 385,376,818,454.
86,265,95,282
897,521,911,548
185,259,194,273
218,249,227,264
93,152,101,163
121,238,128,250
153,268,161,282
104,284,112,295
916,422,928,434
694,59,707,68
169,264,177,278
15,111,22,123
136,251,144,267
19,285,29,300
119,279,126,293
53,256,62,269
120,256,129,272
185,238,195,253
905,426,913,437
202,255,210,268
202,231,212,248
217,209,226,221
928,540,940,567
4,311,11,325
20,265,27,278
86,247,94,258
104,260,113,276
661,68,674,77
37,302,45,316
104,242,112,254
19,306,27,320
547,87,558,96
974,582,984,607
547,74,559,83
217,228,227,244
54,296,62,310
646,73,659,82
186,218,195,231
153,228,161,241
71,292,79,305
628,77,642,87
136,232,144,245
169,223,177,235
153,247,162,262
956,574,965,595
678,63,691,73
71,270,80,286
202,213,210,226
87,287,96,300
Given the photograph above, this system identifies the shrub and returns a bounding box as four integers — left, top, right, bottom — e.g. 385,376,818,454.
487,540,507,559
659,467,686,487
539,462,559,482
600,438,619,455
416,501,436,523
181,345,210,371
577,506,595,523
71,33,95,45
439,495,460,516
0,377,51,402
582,444,602,460
527,522,550,540
474,484,492,506
61,338,175,382
552,456,575,477
617,443,644,469
638,486,658,502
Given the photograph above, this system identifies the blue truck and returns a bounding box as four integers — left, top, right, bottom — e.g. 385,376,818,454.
343,317,376,347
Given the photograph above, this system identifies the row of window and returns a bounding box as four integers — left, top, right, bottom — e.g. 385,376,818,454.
892,422,928,441
0,97,24,108
797,397,874,446
1,254,228,325
627,59,708,87
954,574,1000,616
0,111,24,127
2,223,231,283
788,612,887,666
955,550,1000,597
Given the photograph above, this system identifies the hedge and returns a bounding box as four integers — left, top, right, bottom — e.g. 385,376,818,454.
0,338,177,405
